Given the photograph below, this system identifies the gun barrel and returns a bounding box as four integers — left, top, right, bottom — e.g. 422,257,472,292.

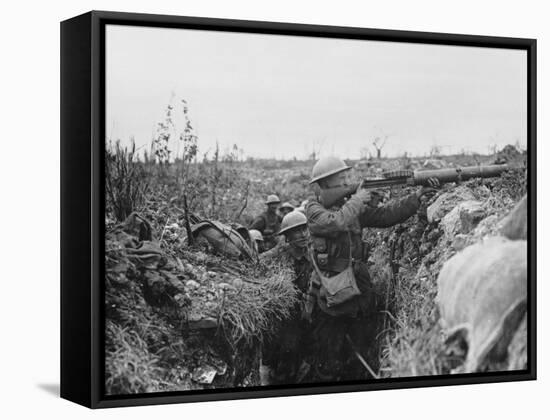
319,163,518,208
412,164,514,186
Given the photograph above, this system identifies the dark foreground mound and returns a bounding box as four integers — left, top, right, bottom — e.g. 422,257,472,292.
105,215,297,394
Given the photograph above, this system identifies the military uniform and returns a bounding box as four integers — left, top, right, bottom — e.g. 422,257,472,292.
305,189,421,381
260,240,312,384
249,211,282,251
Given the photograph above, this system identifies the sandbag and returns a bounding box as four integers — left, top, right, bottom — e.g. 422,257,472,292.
500,195,527,240
436,236,527,372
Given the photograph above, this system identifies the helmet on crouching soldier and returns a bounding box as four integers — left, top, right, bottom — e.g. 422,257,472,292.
279,211,309,250
248,229,264,255
249,229,264,243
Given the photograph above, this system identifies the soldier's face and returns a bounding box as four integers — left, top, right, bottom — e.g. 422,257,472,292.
267,203,279,213
286,226,308,249
325,170,352,188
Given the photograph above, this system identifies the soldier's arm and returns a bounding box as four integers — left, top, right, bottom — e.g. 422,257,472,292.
359,193,420,228
306,190,371,236
259,241,289,262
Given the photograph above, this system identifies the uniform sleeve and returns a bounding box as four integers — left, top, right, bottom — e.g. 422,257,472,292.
259,242,289,262
249,215,265,231
306,190,371,237
359,193,420,228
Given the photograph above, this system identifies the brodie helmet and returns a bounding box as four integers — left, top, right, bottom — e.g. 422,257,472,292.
249,229,264,242
309,156,351,184
265,194,281,205
280,202,295,211
278,211,307,235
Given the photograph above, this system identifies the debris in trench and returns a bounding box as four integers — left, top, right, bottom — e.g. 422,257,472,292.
105,213,298,394
440,200,486,237
191,220,255,260
426,186,477,223
192,365,218,384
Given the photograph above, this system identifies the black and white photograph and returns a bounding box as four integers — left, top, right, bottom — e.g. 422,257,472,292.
103,21,530,396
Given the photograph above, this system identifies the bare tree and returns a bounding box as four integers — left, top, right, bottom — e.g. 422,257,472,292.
309,137,325,161
430,145,442,157
488,144,499,156
372,136,388,159
359,146,371,160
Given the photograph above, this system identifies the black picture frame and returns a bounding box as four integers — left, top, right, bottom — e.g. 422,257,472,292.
61,10,537,409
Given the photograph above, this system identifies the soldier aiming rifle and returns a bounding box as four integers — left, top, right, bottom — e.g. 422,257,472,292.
305,156,440,381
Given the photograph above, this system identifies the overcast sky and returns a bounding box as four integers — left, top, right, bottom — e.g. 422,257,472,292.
106,24,527,159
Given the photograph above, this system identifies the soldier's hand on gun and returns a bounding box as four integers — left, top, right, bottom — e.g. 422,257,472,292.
417,177,440,202
355,180,373,204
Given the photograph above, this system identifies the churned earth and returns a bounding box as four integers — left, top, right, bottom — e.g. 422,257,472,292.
104,146,528,393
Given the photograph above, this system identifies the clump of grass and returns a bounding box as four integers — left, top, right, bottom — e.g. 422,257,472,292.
220,264,299,348
105,321,164,395
491,167,527,203
106,139,150,221
379,266,448,377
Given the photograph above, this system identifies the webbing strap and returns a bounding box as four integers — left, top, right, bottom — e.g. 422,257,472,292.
309,231,353,280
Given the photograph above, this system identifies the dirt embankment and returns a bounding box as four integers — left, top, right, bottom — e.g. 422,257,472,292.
364,167,527,377
104,147,528,391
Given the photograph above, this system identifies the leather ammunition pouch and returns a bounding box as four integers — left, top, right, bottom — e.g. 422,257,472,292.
309,233,361,310
318,265,361,308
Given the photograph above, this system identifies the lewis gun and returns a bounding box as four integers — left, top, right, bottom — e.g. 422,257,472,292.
319,163,518,208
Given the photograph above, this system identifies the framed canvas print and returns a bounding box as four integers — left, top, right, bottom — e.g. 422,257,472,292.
60,11,536,408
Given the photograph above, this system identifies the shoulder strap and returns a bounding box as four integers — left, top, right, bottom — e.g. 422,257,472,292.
346,231,353,269
309,230,353,278
308,245,327,282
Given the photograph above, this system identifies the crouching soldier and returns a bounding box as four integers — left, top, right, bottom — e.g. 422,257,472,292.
305,156,439,381
264,211,311,291
260,211,313,384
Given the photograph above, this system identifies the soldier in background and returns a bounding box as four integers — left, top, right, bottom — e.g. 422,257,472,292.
260,211,311,292
249,194,282,251
279,202,295,218
305,156,439,381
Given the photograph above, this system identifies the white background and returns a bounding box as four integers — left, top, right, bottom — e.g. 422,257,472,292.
0,0,546,418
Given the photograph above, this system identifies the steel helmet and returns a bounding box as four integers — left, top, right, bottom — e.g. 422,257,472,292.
265,194,281,204
280,202,295,211
249,229,264,242
278,211,307,235
309,156,351,184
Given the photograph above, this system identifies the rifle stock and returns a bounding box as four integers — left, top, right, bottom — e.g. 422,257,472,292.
319,163,515,208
